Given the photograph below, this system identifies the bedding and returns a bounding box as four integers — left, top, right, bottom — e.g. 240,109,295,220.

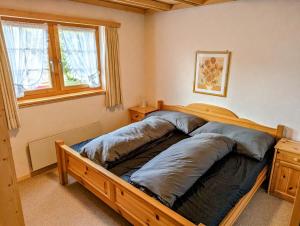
107,130,189,175
107,130,272,226
72,129,273,226
190,121,275,161
146,110,206,133
130,133,235,207
79,116,175,166
172,150,272,226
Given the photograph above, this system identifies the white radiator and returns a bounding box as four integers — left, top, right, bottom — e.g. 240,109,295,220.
29,121,103,171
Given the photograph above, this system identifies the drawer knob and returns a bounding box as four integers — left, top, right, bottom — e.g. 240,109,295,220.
289,187,293,190
293,157,300,162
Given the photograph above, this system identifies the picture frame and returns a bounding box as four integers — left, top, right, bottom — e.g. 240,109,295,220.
193,50,231,97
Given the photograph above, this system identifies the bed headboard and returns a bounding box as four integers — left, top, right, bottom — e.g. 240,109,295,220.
157,100,284,140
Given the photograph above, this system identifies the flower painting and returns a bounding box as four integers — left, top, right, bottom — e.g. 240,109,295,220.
194,51,231,97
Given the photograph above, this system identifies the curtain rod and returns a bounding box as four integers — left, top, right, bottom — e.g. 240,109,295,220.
0,8,121,28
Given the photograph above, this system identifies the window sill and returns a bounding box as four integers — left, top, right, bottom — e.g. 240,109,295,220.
18,89,105,108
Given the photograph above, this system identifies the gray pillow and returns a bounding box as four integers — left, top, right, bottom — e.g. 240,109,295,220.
190,121,275,161
147,110,206,134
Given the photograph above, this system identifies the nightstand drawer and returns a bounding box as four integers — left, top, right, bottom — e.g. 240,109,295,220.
130,111,144,122
277,151,300,166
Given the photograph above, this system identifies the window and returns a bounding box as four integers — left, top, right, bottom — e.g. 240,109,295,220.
1,18,103,103
58,26,100,88
2,21,52,97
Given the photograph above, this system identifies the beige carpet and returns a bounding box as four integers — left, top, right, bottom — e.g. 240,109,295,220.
19,169,293,226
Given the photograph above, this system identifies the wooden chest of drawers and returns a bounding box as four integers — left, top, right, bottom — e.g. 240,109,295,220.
269,138,300,202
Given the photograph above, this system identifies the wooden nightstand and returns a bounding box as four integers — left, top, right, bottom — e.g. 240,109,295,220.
269,138,300,202
129,106,158,123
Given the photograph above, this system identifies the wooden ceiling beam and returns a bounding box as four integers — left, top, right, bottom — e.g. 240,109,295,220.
71,0,237,14
202,0,236,5
104,0,172,11
0,7,121,27
173,0,206,6
172,0,235,10
71,0,146,14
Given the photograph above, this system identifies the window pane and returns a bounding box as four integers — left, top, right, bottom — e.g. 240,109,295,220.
58,26,100,87
2,21,52,98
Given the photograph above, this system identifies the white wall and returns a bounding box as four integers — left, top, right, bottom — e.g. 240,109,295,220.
0,0,145,178
145,0,300,140
2,0,300,178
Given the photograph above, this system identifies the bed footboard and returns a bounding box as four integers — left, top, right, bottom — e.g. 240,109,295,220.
55,140,199,226
55,141,269,226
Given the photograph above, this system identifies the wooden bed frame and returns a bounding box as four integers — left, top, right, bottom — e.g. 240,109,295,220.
55,101,284,226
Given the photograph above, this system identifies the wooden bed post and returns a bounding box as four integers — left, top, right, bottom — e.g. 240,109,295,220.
157,100,163,110
55,140,68,185
276,125,284,140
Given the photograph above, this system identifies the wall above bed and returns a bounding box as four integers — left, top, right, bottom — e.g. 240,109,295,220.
145,0,300,140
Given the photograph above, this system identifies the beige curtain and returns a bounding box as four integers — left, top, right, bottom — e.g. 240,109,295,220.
104,27,122,110
0,22,20,130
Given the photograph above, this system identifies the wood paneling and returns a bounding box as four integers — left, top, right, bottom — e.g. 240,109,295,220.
106,0,172,11
71,0,146,14
174,0,206,6
0,7,120,27
0,85,25,225
70,0,236,14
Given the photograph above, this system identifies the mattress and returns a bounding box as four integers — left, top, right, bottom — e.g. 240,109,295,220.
72,130,272,226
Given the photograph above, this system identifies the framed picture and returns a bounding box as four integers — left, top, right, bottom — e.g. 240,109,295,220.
194,50,231,97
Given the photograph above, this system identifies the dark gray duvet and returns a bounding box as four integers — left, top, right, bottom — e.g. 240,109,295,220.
130,133,235,207
80,116,174,166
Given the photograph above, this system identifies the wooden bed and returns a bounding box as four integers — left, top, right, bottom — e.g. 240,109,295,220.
55,101,284,226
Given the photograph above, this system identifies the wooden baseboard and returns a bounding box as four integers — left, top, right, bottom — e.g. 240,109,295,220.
17,174,31,182
17,163,57,182
30,163,57,177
